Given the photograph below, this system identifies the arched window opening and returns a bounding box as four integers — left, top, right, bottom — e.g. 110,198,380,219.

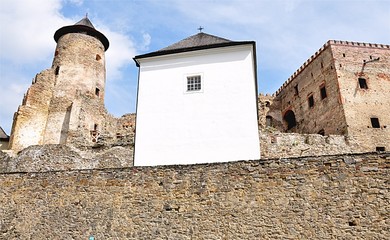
284,110,296,130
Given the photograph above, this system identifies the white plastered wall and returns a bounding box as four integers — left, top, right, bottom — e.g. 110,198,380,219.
134,45,260,166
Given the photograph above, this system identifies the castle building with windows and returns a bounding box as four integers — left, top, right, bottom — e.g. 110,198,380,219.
262,40,390,152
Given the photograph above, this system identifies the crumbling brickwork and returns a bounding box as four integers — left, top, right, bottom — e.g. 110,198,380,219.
274,41,390,152
0,152,388,239
7,18,135,153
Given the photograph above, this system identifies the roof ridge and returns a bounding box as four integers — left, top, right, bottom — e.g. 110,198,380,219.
158,32,232,52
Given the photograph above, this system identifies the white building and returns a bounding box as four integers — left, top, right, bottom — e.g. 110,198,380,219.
133,32,260,166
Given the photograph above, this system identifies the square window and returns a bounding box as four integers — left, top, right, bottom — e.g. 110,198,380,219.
308,95,314,108
187,75,201,92
371,118,380,128
320,85,327,99
358,78,368,89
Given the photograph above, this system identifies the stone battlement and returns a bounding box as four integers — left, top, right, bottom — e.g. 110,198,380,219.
275,40,390,96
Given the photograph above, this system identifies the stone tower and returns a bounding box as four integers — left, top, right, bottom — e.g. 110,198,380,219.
9,17,110,152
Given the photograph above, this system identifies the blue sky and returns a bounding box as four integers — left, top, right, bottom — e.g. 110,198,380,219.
0,0,389,134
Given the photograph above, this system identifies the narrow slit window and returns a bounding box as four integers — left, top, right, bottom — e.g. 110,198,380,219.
308,95,314,108
95,87,100,97
55,66,60,75
358,78,368,89
371,118,380,128
320,85,327,99
294,85,299,96
187,75,201,92
266,116,273,127
96,54,101,61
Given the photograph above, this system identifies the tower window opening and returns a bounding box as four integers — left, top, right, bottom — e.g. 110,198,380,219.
358,78,368,89
95,87,100,97
266,116,273,127
294,85,299,96
55,66,60,75
376,147,385,152
321,62,324,68
343,53,346,57
55,50,59,56
96,54,101,61
320,85,327,99
308,94,314,108
370,118,380,128
94,124,98,131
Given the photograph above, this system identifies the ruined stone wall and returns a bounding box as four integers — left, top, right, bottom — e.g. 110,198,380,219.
257,94,283,130
331,42,390,152
0,152,388,239
275,43,347,135
8,69,56,152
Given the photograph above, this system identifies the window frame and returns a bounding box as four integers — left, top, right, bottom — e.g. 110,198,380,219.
184,73,203,94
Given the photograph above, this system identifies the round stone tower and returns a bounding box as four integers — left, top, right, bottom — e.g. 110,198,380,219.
52,16,109,101
9,17,111,151
42,16,110,145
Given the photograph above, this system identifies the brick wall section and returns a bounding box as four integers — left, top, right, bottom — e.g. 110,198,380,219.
331,42,390,152
275,45,347,135
0,152,388,239
274,41,390,152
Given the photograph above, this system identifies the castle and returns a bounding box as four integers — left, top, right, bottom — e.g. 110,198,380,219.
0,17,389,239
5,17,389,161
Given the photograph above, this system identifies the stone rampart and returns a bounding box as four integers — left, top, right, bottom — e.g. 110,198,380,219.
0,144,133,173
260,131,362,159
1,152,388,239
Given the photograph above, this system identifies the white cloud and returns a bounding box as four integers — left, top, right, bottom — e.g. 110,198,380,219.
66,0,83,6
99,26,137,81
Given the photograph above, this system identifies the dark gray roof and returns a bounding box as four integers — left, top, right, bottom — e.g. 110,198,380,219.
75,17,95,29
54,16,109,50
0,127,9,140
134,32,254,65
158,32,231,51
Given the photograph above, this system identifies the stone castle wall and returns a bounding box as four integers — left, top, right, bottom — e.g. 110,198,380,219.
1,152,388,239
